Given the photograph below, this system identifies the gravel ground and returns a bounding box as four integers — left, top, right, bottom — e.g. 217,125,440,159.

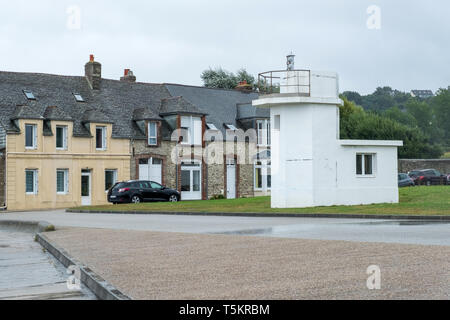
45,228,450,300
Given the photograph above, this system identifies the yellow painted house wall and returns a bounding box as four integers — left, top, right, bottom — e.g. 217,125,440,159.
6,119,130,211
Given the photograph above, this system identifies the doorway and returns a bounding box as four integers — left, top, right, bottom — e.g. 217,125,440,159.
181,161,202,200
81,170,91,206
226,159,236,199
139,158,162,184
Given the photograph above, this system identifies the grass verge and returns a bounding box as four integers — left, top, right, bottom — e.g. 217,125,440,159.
70,186,450,216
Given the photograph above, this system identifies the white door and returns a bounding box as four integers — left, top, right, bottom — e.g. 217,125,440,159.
227,159,236,199
181,161,202,200
81,171,91,206
139,158,162,184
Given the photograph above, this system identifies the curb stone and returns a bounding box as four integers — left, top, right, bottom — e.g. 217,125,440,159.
66,210,450,221
0,220,55,233
36,233,132,301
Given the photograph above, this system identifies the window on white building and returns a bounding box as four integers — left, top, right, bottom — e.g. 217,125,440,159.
25,170,38,195
148,122,158,146
25,124,37,149
356,154,375,176
56,126,68,150
105,169,118,191
96,126,107,150
257,120,271,146
56,169,69,195
181,116,202,145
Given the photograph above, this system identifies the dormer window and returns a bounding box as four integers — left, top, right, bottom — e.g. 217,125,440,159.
148,122,158,146
23,90,36,100
25,124,37,149
73,93,85,102
96,126,107,150
207,123,218,131
225,124,238,131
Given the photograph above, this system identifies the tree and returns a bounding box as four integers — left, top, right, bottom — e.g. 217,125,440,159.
201,67,255,90
431,87,450,146
342,91,363,106
339,97,443,159
384,106,417,128
405,99,444,145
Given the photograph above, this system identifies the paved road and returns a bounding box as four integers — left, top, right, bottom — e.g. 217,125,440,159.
0,228,96,300
1,210,449,246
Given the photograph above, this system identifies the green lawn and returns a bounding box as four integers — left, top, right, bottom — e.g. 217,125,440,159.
71,186,450,216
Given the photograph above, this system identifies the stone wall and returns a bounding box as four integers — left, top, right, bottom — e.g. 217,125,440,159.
131,140,178,189
399,159,450,174
132,140,256,199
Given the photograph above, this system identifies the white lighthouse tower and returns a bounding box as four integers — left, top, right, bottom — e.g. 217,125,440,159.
254,56,403,208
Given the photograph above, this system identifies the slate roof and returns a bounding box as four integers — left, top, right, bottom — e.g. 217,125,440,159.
160,96,206,116
133,108,162,121
0,70,266,139
164,84,268,136
43,106,73,121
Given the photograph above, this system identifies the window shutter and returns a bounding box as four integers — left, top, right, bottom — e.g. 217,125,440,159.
102,127,107,150
35,170,38,195
65,171,69,193
33,125,37,149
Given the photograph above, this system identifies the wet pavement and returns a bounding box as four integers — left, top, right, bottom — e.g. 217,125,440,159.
0,210,449,246
0,228,96,300
215,220,450,246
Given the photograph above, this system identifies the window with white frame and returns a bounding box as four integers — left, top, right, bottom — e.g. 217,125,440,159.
356,154,375,176
105,169,118,191
56,126,68,150
181,116,202,145
148,122,158,146
25,169,38,195
96,126,107,150
257,120,271,146
56,169,69,195
254,160,271,191
25,124,37,149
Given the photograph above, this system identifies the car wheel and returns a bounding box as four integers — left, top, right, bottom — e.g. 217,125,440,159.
131,195,142,204
169,195,179,203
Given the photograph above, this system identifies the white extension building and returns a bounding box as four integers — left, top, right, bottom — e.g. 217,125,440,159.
254,56,403,208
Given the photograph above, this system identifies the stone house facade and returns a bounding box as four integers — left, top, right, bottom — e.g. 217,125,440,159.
0,55,271,208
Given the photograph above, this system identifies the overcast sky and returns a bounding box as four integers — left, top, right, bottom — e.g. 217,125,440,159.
0,0,448,94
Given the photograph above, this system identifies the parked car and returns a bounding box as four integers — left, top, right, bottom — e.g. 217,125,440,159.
410,169,448,186
398,173,415,188
108,181,181,204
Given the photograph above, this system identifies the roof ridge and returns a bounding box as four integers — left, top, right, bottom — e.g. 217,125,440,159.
164,83,257,94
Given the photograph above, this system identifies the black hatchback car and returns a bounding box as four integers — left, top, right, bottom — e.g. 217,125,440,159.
107,181,181,204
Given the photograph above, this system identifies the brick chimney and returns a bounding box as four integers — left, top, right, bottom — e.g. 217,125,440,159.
85,54,102,90
120,69,136,83
235,80,253,93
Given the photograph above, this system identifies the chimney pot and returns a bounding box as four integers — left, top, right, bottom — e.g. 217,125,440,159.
85,55,102,90
120,69,136,83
